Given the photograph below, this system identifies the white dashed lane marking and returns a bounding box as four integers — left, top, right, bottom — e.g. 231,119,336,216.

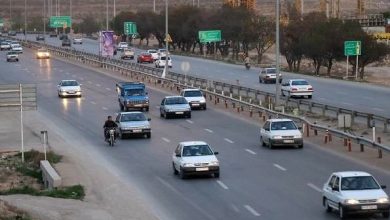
186,120,194,124
105,88,111,91
80,77,84,80
244,205,261,217
372,107,385,112
273,163,287,171
96,84,101,87
162,138,170,143
90,101,96,105
224,138,234,144
88,81,93,84
307,183,322,193
204,128,213,133
102,107,108,110
245,149,256,155
216,180,229,190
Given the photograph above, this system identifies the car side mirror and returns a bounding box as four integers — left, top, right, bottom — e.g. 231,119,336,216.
57,85,60,87
79,84,82,86
381,185,387,189
145,92,148,95
214,152,219,155
332,186,339,191
148,118,151,121
298,126,302,130
175,153,181,157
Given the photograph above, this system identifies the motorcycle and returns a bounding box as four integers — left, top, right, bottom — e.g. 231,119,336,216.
245,63,250,70
106,128,116,146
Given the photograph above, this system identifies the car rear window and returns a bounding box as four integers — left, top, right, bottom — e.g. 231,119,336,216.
165,97,187,105
182,145,213,157
121,113,146,122
62,81,79,86
291,80,309,86
184,90,202,97
125,89,144,96
265,68,276,74
270,121,297,130
341,176,380,190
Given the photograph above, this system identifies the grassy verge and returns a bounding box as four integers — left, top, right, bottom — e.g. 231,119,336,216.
0,185,85,200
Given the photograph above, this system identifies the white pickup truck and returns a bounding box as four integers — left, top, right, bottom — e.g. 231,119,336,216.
281,79,313,99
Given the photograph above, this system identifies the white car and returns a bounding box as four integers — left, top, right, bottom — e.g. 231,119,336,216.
155,56,172,68
281,79,313,99
180,88,206,110
260,118,303,149
323,171,390,219
57,80,82,98
36,48,50,59
73,37,83,44
160,96,191,119
11,44,23,53
115,112,151,139
172,141,220,179
147,49,159,60
157,48,169,57
117,42,128,51
6,51,19,62
0,42,11,50
258,67,282,84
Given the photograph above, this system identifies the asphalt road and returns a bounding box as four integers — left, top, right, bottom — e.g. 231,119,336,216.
16,34,390,119
1,46,389,220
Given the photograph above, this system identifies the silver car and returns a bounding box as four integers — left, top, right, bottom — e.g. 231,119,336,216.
115,112,151,139
180,89,206,110
260,119,303,149
160,96,191,119
6,51,19,62
57,80,82,98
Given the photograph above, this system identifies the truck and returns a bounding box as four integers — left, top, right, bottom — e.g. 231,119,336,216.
116,82,149,112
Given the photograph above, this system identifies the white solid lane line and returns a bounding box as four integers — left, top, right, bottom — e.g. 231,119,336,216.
204,128,213,133
372,107,385,112
90,101,96,105
186,119,194,124
244,205,261,217
105,88,111,91
65,72,70,75
80,77,84,80
162,137,170,143
216,180,229,190
273,163,287,171
96,84,101,87
224,138,234,144
88,81,93,84
102,107,108,110
231,204,240,213
307,183,323,193
245,149,256,155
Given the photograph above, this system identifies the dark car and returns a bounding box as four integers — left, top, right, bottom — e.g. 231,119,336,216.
137,52,153,64
8,31,17,36
49,32,57,37
59,34,68,40
62,39,71,47
36,34,45,41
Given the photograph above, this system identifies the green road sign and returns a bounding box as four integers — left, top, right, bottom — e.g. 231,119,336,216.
344,41,361,56
0,18,3,27
49,16,72,28
124,22,137,35
199,30,221,43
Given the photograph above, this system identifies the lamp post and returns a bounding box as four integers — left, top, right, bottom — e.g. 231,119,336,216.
106,0,109,30
9,0,11,22
162,0,168,78
153,0,156,13
43,0,46,40
24,0,27,41
275,0,281,107
114,0,116,18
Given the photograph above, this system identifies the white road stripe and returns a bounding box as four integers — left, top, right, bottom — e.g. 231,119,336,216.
231,204,240,213
59,69,64,72
204,128,213,133
102,107,108,110
96,84,101,87
216,180,229,190
341,102,353,106
90,101,96,105
80,77,84,80
245,149,256,155
372,107,385,112
273,163,287,171
186,120,194,124
244,205,261,217
224,138,234,144
88,81,93,84
307,183,323,193
162,137,170,143
105,87,111,91
65,72,70,75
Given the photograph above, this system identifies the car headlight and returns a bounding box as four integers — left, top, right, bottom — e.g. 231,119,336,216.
294,134,302,139
209,161,219,166
378,197,389,203
139,125,150,129
272,135,282,139
344,199,359,205
200,99,206,103
122,127,131,130
183,163,194,167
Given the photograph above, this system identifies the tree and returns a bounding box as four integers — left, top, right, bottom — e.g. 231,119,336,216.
246,16,275,64
74,15,100,35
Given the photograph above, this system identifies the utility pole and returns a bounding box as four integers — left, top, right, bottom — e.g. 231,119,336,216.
24,0,27,41
106,0,109,30
162,0,168,78
275,0,281,107
153,0,156,13
114,0,116,18
44,0,46,39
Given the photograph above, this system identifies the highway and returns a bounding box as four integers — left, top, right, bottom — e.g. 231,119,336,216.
1,46,389,220
18,34,390,118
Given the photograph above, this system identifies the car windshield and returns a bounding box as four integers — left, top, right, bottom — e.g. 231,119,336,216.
120,113,146,122
38,49,48,52
160,57,170,61
291,80,309,86
1,42,8,45
125,89,144,96
184,90,202,97
265,68,276,74
165,97,187,105
61,81,79,86
271,121,297,130
141,53,151,56
7,51,17,55
148,50,157,53
159,49,166,52
341,176,380,190
182,145,213,157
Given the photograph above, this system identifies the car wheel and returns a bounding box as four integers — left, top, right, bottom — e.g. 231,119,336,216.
119,130,125,139
203,105,207,110
260,136,265,147
339,205,346,219
146,133,151,139
187,113,191,119
119,103,124,111
145,107,149,112
179,168,186,179
308,95,312,99
298,144,303,149
160,111,164,118
164,112,169,119
268,139,273,149
172,163,178,175
214,172,220,178
383,212,389,218
324,198,332,212
259,77,262,83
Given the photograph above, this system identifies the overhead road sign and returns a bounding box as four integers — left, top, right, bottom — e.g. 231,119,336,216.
199,30,221,43
49,16,72,28
344,41,361,56
124,22,137,35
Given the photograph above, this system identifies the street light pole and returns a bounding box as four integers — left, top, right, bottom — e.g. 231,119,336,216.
24,0,27,41
162,0,168,78
106,0,109,30
275,0,281,107
114,0,116,18
9,0,11,23
153,0,156,13
44,0,46,39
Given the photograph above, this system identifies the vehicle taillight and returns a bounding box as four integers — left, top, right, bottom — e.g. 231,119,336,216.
308,87,313,91
265,76,270,78
291,88,298,91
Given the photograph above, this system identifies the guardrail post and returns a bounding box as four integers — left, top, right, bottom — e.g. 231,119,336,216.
360,137,364,152
232,102,236,109
305,123,310,137
240,106,244,112
249,107,253,117
237,106,240,113
367,114,373,128
328,130,332,142
384,119,389,133
209,95,212,101
313,122,318,136
324,132,328,144
322,105,326,116
225,100,228,108
217,97,220,104
344,138,348,146
348,139,352,152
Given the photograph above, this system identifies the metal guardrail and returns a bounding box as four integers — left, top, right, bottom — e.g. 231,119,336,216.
13,38,390,155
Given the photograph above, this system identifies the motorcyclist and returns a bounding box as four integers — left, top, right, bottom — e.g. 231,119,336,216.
244,55,250,69
103,116,118,141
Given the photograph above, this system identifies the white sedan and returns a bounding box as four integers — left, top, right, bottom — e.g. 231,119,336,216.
155,56,172,68
57,80,82,98
281,79,313,99
147,49,159,60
